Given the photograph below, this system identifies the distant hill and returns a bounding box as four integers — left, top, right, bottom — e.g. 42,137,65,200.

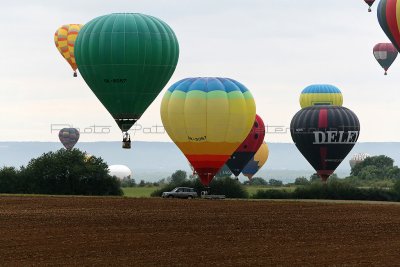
1,142,399,183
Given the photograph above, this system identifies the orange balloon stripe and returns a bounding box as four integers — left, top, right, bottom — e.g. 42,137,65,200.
175,142,240,155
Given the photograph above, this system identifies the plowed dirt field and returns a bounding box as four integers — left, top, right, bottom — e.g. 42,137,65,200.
1,196,400,266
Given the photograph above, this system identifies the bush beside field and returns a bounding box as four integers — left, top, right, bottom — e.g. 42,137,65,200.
252,180,400,202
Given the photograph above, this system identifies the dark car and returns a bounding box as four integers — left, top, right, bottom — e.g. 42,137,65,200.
162,187,198,199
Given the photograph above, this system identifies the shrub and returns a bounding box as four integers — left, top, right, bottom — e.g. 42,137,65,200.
268,179,283,187
294,177,310,186
252,189,292,199
0,167,19,193
252,180,397,202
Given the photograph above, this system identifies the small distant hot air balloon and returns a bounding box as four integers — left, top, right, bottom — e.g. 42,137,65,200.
226,114,265,178
59,128,80,150
108,165,132,180
75,13,179,149
54,24,83,77
349,153,370,169
373,43,398,75
364,0,375,12
215,164,233,178
299,84,343,109
378,0,400,52
84,153,93,162
161,77,256,186
291,106,360,182
242,142,269,180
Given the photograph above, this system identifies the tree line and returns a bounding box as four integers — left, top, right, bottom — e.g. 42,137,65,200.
0,149,122,196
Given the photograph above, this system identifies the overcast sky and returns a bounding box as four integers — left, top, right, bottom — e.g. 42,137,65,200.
1,0,398,143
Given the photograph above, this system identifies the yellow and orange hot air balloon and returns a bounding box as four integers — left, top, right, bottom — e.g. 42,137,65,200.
242,142,269,180
161,77,256,186
54,24,83,77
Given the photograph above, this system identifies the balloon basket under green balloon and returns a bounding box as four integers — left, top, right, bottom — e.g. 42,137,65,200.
122,141,131,149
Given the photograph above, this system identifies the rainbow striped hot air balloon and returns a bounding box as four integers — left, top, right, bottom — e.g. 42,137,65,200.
378,0,400,52
54,24,83,77
299,84,343,109
161,77,256,186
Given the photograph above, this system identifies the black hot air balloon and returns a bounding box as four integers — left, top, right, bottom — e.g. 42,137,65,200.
290,106,360,182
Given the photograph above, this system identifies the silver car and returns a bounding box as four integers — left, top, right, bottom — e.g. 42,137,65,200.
162,187,198,199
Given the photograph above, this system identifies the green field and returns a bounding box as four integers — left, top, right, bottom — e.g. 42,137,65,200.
122,185,297,198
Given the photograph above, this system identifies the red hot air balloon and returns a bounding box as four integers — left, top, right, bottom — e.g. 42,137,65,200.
373,43,398,75
226,114,265,178
364,0,375,12
290,106,360,182
378,0,400,51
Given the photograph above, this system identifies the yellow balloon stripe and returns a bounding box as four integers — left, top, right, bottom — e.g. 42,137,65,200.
397,1,400,35
300,93,343,108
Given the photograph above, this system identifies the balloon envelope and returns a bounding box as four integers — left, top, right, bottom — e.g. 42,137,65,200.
54,24,83,76
349,153,370,169
226,114,265,177
161,77,256,186
378,0,400,52
108,165,132,180
215,164,233,178
299,84,343,109
59,128,80,150
290,106,360,181
373,43,398,74
75,13,179,132
364,0,375,11
242,142,269,180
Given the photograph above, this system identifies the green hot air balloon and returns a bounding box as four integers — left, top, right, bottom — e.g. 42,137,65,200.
75,13,179,148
